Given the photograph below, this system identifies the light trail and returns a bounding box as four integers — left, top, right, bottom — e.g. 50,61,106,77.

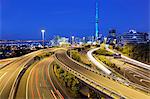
87,47,112,75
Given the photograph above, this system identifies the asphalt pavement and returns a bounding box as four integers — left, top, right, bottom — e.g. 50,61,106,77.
0,50,44,99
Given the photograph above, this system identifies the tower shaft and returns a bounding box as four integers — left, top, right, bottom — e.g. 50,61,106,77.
95,1,99,39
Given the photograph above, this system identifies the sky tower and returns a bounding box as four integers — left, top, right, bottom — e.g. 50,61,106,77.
95,0,100,40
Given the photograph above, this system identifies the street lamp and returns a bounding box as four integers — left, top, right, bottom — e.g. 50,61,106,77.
104,37,107,44
41,29,45,48
71,36,74,44
83,37,85,44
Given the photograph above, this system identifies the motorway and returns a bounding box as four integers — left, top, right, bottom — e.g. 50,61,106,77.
0,47,149,99
106,48,150,70
0,50,47,99
0,58,17,69
88,46,150,91
102,47,150,90
25,57,61,99
89,47,150,90
0,48,67,99
16,56,68,99
55,50,150,99
105,56,150,88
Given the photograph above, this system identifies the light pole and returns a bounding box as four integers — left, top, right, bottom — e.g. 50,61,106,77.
124,67,128,78
41,30,45,48
71,36,74,45
104,37,107,44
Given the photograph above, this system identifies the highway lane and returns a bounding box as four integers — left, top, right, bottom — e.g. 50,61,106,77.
106,56,150,79
123,68,150,89
124,64,150,80
0,57,18,69
0,48,61,99
0,56,33,99
15,56,52,99
105,56,150,89
49,60,71,98
0,60,13,67
0,50,44,99
0,57,17,64
0,55,30,77
123,66,150,88
14,48,66,99
55,50,150,99
26,57,64,99
90,46,150,90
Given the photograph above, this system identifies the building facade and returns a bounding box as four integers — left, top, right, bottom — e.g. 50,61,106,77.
106,29,117,44
123,30,149,44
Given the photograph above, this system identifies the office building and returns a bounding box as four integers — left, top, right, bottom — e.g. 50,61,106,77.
122,29,149,44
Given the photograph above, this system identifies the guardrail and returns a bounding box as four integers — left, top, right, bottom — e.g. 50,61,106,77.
54,54,126,99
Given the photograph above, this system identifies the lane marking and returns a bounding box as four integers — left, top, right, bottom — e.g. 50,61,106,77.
46,59,65,99
42,59,56,98
25,51,45,99
42,93,45,99
26,63,37,99
0,72,7,80
35,67,42,99
0,57,29,96
31,69,36,99
0,67,21,95
51,90,57,99
42,63,47,88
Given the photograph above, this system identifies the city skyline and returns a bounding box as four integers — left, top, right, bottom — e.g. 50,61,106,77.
0,1,150,98
1,0,149,40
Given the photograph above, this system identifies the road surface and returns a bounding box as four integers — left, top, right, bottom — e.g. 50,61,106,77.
0,48,66,99
0,50,44,99
25,57,64,99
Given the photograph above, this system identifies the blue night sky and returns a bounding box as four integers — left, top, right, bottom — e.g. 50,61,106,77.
1,0,149,40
